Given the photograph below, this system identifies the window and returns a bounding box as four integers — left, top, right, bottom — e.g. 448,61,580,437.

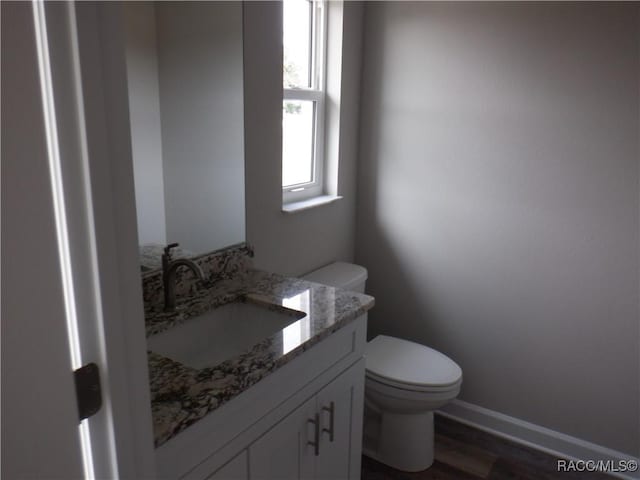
282,0,327,204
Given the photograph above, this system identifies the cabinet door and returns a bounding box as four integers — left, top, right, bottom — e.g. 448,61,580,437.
206,451,248,480
249,397,317,480
315,359,365,480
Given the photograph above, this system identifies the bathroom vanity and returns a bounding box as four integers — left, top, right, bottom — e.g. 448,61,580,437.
143,246,374,479
124,4,375,477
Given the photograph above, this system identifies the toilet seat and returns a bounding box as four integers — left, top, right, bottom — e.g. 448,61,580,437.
366,370,462,394
365,335,462,391
363,335,463,472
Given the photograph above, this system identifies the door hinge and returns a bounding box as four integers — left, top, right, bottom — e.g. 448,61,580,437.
74,362,102,421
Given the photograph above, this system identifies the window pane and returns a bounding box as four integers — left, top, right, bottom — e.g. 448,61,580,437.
283,0,311,89
283,100,315,187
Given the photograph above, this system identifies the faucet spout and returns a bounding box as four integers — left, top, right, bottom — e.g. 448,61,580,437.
162,244,209,311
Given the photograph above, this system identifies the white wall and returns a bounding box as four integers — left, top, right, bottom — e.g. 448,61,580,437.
156,2,246,254
244,1,364,276
124,2,166,246
356,2,639,455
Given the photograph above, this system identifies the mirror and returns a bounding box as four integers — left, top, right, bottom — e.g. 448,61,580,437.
123,1,245,270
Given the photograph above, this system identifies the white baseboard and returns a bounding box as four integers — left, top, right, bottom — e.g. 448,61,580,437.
437,399,640,480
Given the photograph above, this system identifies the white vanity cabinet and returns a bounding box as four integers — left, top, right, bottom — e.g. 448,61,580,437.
249,396,316,480
206,451,248,480
249,360,364,480
157,315,367,480
313,363,364,480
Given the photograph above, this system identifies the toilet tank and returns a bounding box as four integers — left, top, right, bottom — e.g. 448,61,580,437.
302,262,368,293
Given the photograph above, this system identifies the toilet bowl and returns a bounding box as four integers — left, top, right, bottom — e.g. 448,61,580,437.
303,262,463,472
363,335,462,472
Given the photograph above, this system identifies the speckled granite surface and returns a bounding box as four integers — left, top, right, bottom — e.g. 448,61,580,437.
145,265,374,447
142,243,254,335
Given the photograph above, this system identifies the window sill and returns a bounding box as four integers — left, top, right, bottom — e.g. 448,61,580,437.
282,195,342,214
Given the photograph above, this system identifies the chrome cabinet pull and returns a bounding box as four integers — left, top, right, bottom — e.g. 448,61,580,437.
307,413,320,456
322,401,335,442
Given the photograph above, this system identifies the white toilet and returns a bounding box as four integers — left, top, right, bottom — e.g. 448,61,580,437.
303,262,463,472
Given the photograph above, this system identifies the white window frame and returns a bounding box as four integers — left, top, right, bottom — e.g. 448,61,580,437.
282,0,328,204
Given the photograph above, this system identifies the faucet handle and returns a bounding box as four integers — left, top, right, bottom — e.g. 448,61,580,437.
164,242,180,258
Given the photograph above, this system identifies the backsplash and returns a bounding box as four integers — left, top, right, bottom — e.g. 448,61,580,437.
141,243,254,330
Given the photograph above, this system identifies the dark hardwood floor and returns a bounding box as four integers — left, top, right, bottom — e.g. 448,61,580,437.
361,415,614,480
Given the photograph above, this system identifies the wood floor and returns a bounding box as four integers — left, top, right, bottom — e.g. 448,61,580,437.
361,415,614,480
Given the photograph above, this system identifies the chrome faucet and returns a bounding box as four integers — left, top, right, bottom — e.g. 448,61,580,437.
162,243,209,312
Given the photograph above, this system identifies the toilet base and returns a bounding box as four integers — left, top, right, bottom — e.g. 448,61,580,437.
363,408,435,472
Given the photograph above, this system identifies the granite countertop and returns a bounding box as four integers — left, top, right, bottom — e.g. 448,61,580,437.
146,269,375,447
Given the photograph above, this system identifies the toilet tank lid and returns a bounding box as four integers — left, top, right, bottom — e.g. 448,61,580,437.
365,335,462,388
302,262,368,291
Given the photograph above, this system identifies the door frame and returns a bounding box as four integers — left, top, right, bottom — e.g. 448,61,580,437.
71,2,157,477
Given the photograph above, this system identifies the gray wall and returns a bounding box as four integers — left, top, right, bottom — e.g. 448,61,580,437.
124,2,166,246
244,2,364,276
157,2,246,254
356,2,639,455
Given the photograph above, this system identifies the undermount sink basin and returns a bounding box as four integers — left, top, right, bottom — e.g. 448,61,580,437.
147,300,306,369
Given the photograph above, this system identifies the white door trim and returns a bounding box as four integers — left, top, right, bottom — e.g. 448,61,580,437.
2,1,86,477
18,1,157,477
72,2,157,477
